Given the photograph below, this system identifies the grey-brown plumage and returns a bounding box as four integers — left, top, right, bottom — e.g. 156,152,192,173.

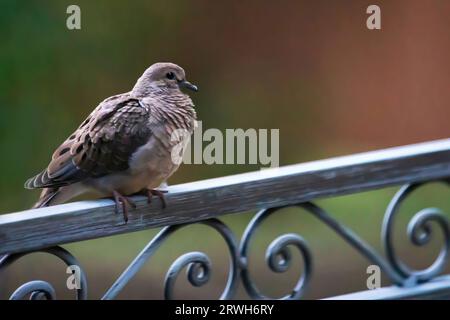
25,62,198,220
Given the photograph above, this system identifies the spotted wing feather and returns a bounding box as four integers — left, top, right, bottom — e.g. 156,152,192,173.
25,95,152,189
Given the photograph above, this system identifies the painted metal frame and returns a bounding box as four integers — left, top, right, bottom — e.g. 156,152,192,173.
1,139,449,299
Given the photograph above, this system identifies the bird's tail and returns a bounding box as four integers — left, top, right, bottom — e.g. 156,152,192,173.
32,187,60,208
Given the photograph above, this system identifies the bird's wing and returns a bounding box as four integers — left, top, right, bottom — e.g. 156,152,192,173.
25,94,153,189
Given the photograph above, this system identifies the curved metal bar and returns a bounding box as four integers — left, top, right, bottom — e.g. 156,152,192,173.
10,280,56,300
102,218,239,300
240,207,312,300
2,181,447,299
0,246,88,300
240,202,406,300
382,181,450,285
164,251,211,299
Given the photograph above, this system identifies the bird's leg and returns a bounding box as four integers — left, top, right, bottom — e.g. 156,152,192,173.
137,188,168,208
112,190,137,223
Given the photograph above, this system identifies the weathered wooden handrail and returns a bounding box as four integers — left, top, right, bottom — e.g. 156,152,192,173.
1,138,450,300
1,138,449,256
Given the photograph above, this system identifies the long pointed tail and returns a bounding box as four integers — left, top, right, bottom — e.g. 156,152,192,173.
32,187,60,208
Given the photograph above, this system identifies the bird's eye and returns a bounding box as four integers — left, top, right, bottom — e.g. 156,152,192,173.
166,72,175,80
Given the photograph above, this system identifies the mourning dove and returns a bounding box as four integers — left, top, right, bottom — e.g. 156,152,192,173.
25,62,198,222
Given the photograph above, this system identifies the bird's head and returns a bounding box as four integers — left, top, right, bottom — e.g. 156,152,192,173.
132,62,198,96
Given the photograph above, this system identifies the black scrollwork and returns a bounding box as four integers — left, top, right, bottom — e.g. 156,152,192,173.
240,202,414,299
239,181,449,299
102,218,239,300
1,180,448,299
0,246,87,300
382,181,450,285
164,251,212,299
240,206,312,300
9,280,56,300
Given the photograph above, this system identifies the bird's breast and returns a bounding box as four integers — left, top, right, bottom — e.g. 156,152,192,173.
87,135,178,195
128,133,181,181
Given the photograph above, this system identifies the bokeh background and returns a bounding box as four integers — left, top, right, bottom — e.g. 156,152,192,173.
1,0,449,299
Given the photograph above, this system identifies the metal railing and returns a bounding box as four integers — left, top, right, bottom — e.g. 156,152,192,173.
1,138,449,300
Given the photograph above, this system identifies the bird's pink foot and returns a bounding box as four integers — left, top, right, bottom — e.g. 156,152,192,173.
112,190,137,223
138,188,168,208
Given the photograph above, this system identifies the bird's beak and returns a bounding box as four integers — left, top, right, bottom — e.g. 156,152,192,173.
179,80,198,92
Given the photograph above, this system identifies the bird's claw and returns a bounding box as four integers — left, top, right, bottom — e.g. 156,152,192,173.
112,190,136,223
141,188,168,208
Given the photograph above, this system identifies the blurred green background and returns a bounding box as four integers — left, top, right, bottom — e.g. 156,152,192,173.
1,0,449,299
